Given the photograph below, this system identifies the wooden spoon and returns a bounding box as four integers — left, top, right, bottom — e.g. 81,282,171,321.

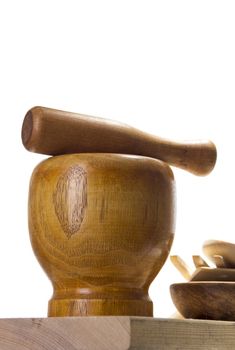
203,240,235,268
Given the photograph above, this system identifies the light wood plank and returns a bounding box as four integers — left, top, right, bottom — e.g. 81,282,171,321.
131,317,235,349
0,317,130,350
0,317,235,349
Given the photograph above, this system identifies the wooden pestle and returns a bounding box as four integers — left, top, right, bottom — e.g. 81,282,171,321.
22,106,217,176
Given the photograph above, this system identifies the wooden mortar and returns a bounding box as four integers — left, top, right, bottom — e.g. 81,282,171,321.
28,153,175,317
24,107,217,317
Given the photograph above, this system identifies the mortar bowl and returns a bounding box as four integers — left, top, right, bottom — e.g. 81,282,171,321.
28,153,175,316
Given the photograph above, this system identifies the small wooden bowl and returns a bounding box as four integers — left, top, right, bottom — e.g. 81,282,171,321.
170,282,235,321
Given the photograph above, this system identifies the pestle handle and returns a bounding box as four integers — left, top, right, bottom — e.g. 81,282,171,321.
22,106,216,176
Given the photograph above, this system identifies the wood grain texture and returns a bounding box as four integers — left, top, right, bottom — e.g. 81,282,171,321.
1,317,235,349
53,166,87,238
28,153,175,317
22,106,217,176
170,282,235,320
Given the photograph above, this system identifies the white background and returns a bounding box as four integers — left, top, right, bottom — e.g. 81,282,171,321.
0,1,234,318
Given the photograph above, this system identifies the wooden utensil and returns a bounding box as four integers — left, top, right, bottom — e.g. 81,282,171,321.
203,240,235,268
212,255,226,268
192,255,209,268
28,153,175,317
191,267,235,281
170,255,235,281
22,106,217,176
170,282,235,321
170,256,192,280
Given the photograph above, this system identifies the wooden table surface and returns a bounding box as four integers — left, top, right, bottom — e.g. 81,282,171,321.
0,316,234,349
